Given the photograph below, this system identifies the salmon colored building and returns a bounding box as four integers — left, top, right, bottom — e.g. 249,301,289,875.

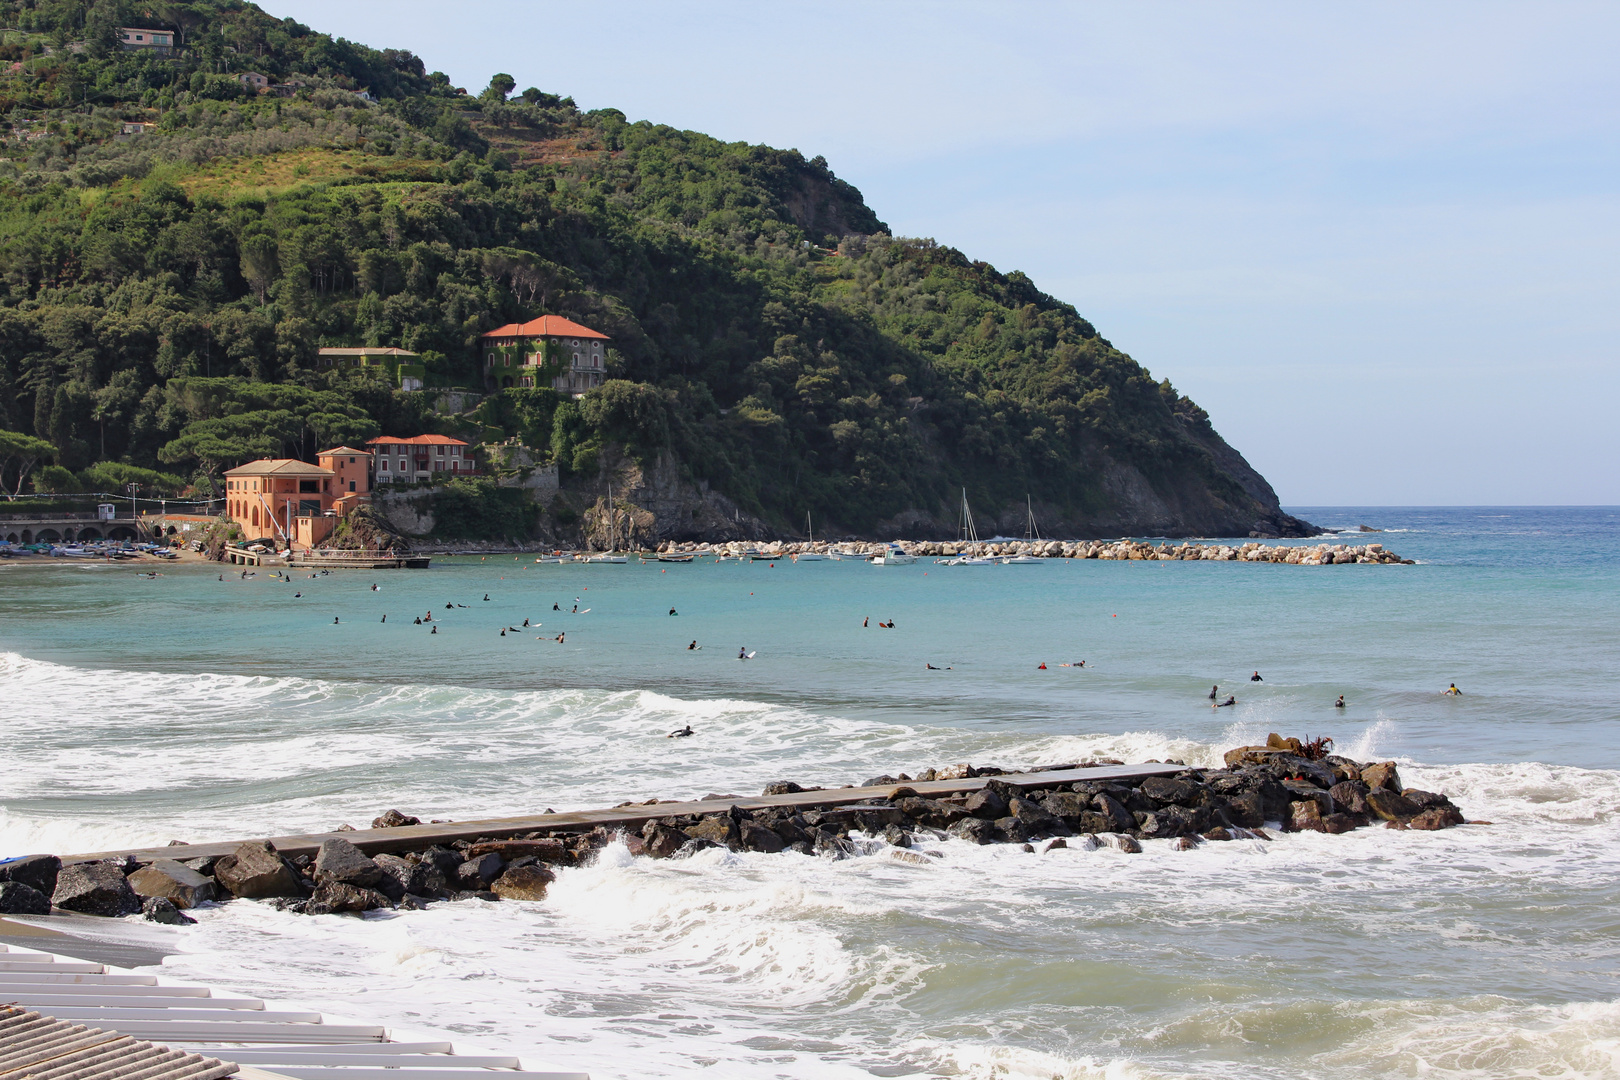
369,435,476,484
223,459,338,549
318,446,373,516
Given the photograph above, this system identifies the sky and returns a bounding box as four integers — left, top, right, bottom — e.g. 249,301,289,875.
268,1,1620,505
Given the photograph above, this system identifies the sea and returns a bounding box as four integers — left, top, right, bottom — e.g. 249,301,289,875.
1,506,1617,1080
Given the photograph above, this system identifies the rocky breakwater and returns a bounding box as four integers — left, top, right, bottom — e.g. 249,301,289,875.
658,538,1412,564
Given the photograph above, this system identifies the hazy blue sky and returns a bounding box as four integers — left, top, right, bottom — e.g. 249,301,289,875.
270,1,1619,505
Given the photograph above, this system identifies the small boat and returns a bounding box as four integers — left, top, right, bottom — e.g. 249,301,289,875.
585,553,628,564
1001,495,1043,562
869,542,916,566
796,512,826,561
656,553,696,563
941,489,993,565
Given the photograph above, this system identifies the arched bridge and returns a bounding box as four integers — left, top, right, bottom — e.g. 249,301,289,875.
0,509,146,545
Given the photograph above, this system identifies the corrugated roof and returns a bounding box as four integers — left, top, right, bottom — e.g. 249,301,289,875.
366,436,469,447
481,316,609,341
221,460,334,477
0,1004,236,1080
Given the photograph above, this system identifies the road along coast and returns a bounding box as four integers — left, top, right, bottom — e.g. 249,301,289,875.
2,737,1469,922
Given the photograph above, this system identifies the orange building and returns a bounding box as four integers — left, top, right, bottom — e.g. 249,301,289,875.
318,446,373,516
223,459,337,549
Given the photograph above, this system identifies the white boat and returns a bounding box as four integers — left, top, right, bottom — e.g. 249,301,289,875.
940,555,996,566
585,553,628,563
940,489,994,565
1001,496,1045,562
796,512,826,560
870,542,916,566
586,484,629,563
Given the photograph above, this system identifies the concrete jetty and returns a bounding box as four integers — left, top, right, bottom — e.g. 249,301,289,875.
63,764,1186,866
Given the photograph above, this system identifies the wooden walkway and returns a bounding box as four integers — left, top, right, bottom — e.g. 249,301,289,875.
65,763,1185,865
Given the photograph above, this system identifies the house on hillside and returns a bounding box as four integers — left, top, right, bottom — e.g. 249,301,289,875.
316,347,427,391
237,71,270,93
369,436,477,484
117,27,174,53
480,316,609,396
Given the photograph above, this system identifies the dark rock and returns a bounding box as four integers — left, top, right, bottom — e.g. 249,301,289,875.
1021,843,1036,853
1223,790,1267,828
371,854,415,901
644,824,688,859
1409,806,1465,830
180,856,221,875
895,797,969,827
420,846,463,881
885,786,920,801
679,837,723,857
1101,833,1143,853
491,864,555,900
215,842,305,899
52,861,141,917
311,880,394,913
766,816,814,848
0,854,61,897
127,860,215,910
739,820,786,853
1400,789,1452,811
452,889,501,902
371,809,421,828
1092,793,1136,834
1321,813,1360,834
457,853,505,889
1365,788,1421,822
314,838,386,889
1203,827,1234,842
1361,761,1402,792
853,806,908,830
142,897,195,925
948,818,1000,845
0,880,51,915
993,816,1030,844
1136,805,1200,838
1039,792,1092,820
467,839,573,864
1046,838,1068,850
964,790,1008,820
1328,781,1370,816
862,775,900,788
1323,756,1363,783
1006,797,1067,836
686,814,739,848
1282,780,1333,816
1288,800,1326,833
397,894,432,910
761,780,803,795
1076,811,1115,835
881,824,912,848
1121,788,1158,815
1140,776,1199,807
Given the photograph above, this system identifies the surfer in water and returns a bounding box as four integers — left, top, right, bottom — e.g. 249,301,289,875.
1251,671,1263,682
668,725,694,738
669,607,678,616
1334,695,1346,708
1444,683,1463,696
1060,661,1085,668
483,594,491,601
688,640,698,650
1214,695,1236,708
1208,684,1218,700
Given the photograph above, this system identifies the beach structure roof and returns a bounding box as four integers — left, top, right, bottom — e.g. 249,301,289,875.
367,435,470,447
317,446,372,457
222,459,333,477
316,347,419,357
481,316,609,340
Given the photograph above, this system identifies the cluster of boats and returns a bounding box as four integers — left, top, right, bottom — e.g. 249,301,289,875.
0,541,178,560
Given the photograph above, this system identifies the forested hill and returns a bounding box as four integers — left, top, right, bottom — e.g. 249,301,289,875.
0,0,1312,540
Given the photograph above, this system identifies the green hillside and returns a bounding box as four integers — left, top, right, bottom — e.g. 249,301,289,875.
0,0,1311,539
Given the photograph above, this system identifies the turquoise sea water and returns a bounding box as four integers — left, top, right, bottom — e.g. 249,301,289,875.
2,506,1617,1079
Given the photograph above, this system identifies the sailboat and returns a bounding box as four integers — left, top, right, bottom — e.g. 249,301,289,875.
585,483,628,562
940,488,994,565
795,511,826,561
1001,495,1044,563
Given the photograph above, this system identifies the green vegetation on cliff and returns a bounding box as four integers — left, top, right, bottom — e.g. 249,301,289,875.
0,0,1301,537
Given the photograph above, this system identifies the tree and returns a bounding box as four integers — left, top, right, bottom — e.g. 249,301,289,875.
239,235,279,305
0,430,56,499
485,73,516,102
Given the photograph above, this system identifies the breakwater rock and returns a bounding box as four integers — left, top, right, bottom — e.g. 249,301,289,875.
18,738,1468,921
653,538,1412,564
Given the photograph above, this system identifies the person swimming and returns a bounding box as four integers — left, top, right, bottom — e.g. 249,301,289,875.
414,616,422,625
1444,683,1463,696
1060,661,1085,668
668,725,694,738
1251,671,1263,681
1038,662,1047,669
1334,695,1346,708
926,663,939,670
483,594,491,601
522,618,529,627
500,629,506,637
669,607,678,616
431,625,437,634
1214,695,1236,708
381,614,386,623
445,603,454,609
688,640,698,650
863,617,868,627
333,616,339,624
1209,684,1218,700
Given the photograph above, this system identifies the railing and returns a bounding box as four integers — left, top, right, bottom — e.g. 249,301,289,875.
0,511,133,523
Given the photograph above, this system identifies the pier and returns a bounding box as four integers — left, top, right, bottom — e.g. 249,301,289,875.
64,763,1186,865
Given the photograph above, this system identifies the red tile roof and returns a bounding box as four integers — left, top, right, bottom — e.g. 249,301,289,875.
481,315,610,340
367,435,470,447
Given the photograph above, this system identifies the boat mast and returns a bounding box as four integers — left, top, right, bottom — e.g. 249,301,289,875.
1026,494,1040,542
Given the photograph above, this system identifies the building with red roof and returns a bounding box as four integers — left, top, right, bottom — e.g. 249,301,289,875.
481,316,610,397
368,435,479,485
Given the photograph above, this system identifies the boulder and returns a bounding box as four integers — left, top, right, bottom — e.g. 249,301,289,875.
1223,790,1266,828
765,815,814,848
491,864,555,901
1099,833,1142,853
738,820,786,853
142,897,195,925
881,824,912,848
52,861,141,917
371,809,421,828
1365,788,1421,822
761,781,803,795
127,860,216,910
1040,792,1092,820
1328,781,1369,816
644,824,688,859
1140,776,1199,807
890,849,931,866
1202,827,1234,842
370,854,416,901
853,806,908,830
1092,793,1136,834
309,881,393,914
0,880,51,915
1282,780,1333,815
1288,800,1326,833
963,788,1008,820
215,842,304,899
947,818,1000,845
420,846,463,880
993,816,1030,844
1408,806,1465,830
1399,789,1452,811
467,839,573,864
1076,811,1115,835
1006,797,1066,835
314,838,386,889
895,797,968,827
1321,813,1361,834
0,854,61,897
685,815,739,848
1361,762,1403,792
456,853,505,889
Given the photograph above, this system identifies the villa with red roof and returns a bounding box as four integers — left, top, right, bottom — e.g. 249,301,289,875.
480,315,609,396
368,435,479,484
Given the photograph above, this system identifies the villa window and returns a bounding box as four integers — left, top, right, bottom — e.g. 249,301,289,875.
380,459,389,471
